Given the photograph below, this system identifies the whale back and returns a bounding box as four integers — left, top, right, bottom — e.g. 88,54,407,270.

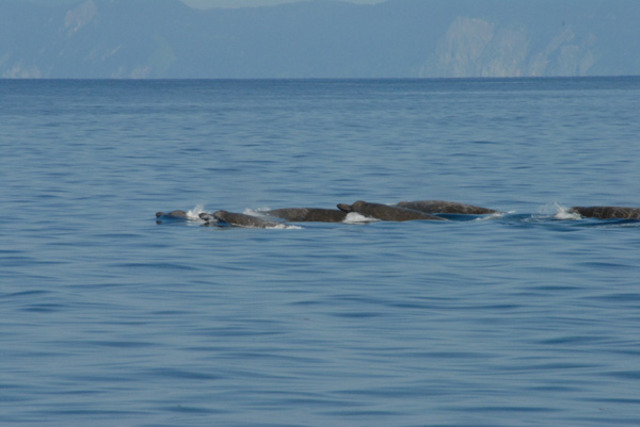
213,210,280,228
396,200,498,215
342,200,445,221
569,206,640,220
199,211,280,228
267,208,347,222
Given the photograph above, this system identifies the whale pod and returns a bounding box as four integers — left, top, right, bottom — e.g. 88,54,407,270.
395,200,498,215
337,200,446,221
267,208,347,222
568,206,640,220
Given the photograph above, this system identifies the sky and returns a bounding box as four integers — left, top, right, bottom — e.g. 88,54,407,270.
180,0,386,9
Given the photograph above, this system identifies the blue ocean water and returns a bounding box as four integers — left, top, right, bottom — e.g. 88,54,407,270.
1,78,640,426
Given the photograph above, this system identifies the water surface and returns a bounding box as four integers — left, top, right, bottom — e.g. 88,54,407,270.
1,78,640,426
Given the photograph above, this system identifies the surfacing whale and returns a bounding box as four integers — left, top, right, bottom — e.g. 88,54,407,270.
267,208,347,222
395,200,498,215
156,210,188,219
156,210,192,224
568,206,640,220
200,211,281,228
337,200,446,221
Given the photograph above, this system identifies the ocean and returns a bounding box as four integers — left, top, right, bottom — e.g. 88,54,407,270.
1,77,639,426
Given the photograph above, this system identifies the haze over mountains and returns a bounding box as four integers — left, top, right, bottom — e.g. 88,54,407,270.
2,0,639,78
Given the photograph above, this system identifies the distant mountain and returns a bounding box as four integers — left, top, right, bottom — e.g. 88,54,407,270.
2,0,639,78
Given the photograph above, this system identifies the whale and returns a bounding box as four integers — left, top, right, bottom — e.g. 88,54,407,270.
156,210,191,224
395,200,499,215
337,200,446,221
156,210,188,219
200,211,281,228
568,206,640,220
267,208,347,222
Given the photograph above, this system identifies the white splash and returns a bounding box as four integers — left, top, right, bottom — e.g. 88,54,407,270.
244,208,267,217
343,212,378,224
186,205,206,221
475,211,507,221
552,203,582,220
267,224,303,230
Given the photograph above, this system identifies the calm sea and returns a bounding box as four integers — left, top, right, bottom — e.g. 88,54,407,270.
1,78,639,426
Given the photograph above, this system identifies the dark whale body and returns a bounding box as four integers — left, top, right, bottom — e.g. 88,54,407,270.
200,211,280,228
337,200,446,221
156,210,188,219
568,206,640,220
156,210,190,224
395,200,498,215
267,208,347,222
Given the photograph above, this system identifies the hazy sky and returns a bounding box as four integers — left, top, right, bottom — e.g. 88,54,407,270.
180,0,386,9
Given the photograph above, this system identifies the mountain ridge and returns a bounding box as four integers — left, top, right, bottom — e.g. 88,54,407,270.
2,0,639,78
